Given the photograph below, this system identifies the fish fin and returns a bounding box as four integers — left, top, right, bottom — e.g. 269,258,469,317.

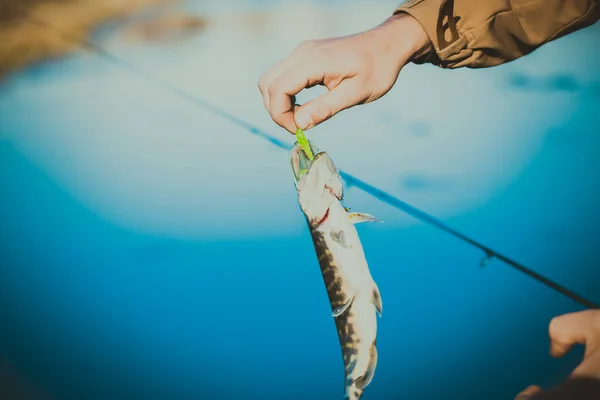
355,341,378,390
330,230,349,248
371,284,382,317
348,212,383,224
332,293,355,318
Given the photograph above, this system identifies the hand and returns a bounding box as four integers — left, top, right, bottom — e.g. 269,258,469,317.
515,310,600,399
258,12,432,134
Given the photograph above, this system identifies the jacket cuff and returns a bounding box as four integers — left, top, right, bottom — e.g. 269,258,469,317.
394,0,465,67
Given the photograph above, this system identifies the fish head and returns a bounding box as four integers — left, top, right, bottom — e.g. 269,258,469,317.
290,140,343,225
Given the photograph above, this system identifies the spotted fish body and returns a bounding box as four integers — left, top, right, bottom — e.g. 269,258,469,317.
290,142,382,400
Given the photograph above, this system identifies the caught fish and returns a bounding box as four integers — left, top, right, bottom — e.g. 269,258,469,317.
290,140,383,400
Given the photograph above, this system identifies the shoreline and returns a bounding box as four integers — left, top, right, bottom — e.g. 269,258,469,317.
0,0,177,80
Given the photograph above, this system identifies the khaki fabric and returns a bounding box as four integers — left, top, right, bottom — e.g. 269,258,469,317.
394,0,600,68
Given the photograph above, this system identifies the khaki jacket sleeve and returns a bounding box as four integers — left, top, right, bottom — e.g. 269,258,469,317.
394,0,600,68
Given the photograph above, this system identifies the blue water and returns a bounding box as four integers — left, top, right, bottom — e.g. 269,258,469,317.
1,1,599,399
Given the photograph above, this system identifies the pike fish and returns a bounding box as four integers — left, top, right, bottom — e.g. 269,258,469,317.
290,140,383,400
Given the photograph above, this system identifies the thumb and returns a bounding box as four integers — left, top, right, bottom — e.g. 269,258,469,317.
294,80,365,130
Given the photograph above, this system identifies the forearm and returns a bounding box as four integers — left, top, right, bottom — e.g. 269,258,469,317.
394,0,600,68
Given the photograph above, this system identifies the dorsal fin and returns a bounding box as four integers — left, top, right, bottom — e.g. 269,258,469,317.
330,230,349,248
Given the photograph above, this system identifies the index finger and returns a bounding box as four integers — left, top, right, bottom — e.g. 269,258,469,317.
258,40,318,112
267,60,325,133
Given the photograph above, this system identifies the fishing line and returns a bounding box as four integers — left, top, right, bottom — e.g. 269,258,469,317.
15,7,598,309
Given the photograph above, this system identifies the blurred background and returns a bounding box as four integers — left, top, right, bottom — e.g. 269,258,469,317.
1,0,599,399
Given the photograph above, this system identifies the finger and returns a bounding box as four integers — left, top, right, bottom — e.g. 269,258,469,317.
258,41,318,112
267,60,327,133
259,56,301,112
548,310,598,358
266,103,302,135
294,79,365,130
514,385,543,400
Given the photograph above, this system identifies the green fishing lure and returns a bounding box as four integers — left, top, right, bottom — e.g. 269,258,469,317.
296,128,314,177
296,128,314,161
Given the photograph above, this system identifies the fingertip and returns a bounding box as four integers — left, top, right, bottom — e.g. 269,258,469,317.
549,340,571,358
295,109,313,131
294,99,334,131
515,385,542,400
273,112,298,134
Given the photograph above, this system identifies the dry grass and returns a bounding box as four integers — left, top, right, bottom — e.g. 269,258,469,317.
0,0,174,79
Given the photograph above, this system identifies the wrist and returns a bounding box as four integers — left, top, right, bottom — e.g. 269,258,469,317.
379,12,433,63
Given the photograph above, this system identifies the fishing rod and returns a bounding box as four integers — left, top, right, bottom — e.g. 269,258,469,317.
17,7,598,309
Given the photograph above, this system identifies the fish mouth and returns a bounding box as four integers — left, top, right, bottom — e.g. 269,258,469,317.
316,207,330,225
289,140,324,183
290,141,343,203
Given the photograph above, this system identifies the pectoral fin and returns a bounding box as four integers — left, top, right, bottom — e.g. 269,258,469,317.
332,292,355,318
330,230,349,248
348,212,383,224
371,284,382,317
355,341,378,390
